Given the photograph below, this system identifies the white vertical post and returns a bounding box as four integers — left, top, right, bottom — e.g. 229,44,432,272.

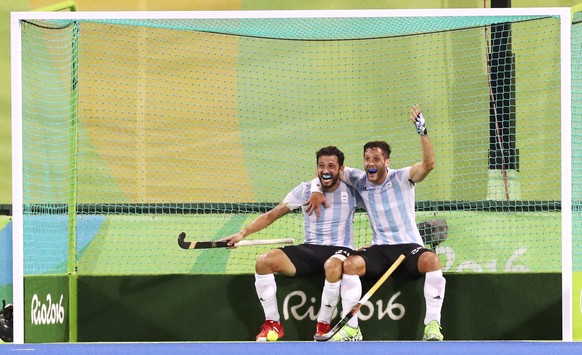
560,7,573,343
10,13,25,344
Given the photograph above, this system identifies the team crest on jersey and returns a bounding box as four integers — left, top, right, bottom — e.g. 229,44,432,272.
341,191,348,202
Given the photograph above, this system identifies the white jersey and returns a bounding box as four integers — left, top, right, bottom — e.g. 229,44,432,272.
283,181,358,248
343,166,424,246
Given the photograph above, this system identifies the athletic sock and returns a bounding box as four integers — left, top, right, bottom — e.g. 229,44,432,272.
424,269,446,325
340,274,361,328
317,279,341,323
255,273,279,322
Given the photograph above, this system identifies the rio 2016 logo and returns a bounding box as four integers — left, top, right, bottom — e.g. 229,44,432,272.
282,290,405,321
435,246,530,272
30,293,65,325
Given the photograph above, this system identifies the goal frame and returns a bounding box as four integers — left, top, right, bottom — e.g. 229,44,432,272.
10,7,572,343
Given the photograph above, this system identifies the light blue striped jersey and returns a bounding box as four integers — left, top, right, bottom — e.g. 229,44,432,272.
343,166,424,246
283,181,358,248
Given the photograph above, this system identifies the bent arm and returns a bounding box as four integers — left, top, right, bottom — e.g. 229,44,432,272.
221,202,291,245
409,135,435,183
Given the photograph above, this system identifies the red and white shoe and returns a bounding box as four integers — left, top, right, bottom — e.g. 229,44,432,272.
256,320,285,341
314,322,331,339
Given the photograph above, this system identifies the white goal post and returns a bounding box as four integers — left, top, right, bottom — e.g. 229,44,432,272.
11,7,573,343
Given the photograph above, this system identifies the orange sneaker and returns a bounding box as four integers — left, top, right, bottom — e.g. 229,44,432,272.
256,320,285,341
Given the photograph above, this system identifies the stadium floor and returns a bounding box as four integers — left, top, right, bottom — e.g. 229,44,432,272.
3,341,582,354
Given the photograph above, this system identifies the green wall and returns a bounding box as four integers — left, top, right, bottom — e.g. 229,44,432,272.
22,273,560,342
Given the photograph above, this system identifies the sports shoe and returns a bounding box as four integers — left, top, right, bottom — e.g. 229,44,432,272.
314,322,331,338
329,324,363,342
256,320,285,341
423,320,444,341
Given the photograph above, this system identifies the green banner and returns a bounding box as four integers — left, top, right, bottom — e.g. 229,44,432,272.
75,273,560,342
24,276,69,342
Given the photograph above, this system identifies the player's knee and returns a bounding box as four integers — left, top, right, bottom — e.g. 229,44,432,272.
255,253,267,272
324,257,343,281
418,251,441,273
343,255,364,275
255,252,277,273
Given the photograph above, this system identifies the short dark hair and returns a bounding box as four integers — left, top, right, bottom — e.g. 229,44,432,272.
363,141,391,159
316,146,345,166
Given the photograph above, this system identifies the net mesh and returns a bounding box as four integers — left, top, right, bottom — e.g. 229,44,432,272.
19,14,563,275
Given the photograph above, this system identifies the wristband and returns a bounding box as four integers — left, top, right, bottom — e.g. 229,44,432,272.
310,178,323,193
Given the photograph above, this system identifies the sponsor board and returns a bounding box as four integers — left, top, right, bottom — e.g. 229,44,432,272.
24,276,68,342
15,273,562,341
76,273,560,341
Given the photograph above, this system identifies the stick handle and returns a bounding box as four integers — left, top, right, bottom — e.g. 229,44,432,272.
360,254,406,303
235,238,294,247
314,254,406,341
178,232,294,249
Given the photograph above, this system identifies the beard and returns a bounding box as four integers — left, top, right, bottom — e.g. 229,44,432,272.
319,173,340,191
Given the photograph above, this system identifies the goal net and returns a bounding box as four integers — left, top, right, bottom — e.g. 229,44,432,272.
11,8,573,341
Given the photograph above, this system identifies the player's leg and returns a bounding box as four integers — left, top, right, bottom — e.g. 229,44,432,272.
315,250,349,337
417,250,446,341
254,248,295,341
256,248,296,276
339,254,366,328
330,254,366,341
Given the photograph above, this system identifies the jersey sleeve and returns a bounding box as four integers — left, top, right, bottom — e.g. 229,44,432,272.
343,166,366,188
282,183,306,211
398,166,414,187
389,166,416,191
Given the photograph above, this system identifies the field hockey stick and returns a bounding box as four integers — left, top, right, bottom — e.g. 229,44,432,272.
314,254,406,341
177,232,294,249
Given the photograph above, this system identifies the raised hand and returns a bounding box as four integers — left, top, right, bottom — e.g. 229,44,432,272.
410,104,427,136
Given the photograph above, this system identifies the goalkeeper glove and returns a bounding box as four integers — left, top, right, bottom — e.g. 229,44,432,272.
414,112,427,136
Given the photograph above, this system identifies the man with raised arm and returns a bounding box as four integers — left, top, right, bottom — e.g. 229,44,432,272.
222,146,361,341
307,104,446,341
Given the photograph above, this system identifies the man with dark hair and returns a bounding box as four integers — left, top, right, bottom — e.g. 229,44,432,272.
308,105,445,341
222,146,362,341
